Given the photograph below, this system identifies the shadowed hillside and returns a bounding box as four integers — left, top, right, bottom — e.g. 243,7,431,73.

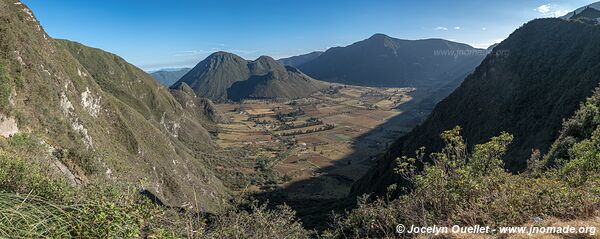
278,51,323,67
352,18,600,198
298,34,486,88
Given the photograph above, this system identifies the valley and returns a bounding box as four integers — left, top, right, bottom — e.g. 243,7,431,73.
214,85,421,200
5,1,600,237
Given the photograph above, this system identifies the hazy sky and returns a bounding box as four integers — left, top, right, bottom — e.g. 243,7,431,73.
23,0,597,71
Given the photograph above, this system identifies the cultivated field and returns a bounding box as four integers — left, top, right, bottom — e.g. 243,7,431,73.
214,85,424,200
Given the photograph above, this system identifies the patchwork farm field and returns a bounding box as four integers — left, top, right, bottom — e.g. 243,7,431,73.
214,85,426,200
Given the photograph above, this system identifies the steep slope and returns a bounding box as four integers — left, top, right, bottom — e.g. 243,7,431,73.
172,53,326,101
170,82,229,126
278,51,323,67
0,1,227,211
150,67,191,87
545,87,600,167
227,65,326,101
298,34,486,88
172,52,253,101
352,18,600,197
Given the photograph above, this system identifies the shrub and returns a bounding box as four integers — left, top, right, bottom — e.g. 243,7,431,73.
0,150,71,202
0,141,309,238
0,139,160,238
558,126,600,186
205,202,312,239
325,126,599,238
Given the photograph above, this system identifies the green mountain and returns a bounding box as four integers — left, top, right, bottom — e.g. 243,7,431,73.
0,1,228,211
150,67,191,87
227,65,326,101
172,52,327,102
352,18,600,197
298,34,486,88
277,51,323,67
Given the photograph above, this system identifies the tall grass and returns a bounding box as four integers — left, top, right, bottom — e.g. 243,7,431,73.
0,193,73,238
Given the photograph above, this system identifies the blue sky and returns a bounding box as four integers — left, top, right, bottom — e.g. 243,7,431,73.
23,0,597,71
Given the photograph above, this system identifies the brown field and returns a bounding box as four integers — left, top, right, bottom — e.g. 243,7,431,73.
215,85,424,200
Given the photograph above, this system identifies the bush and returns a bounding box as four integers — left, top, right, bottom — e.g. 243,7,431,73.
0,150,72,202
0,141,310,238
558,126,600,186
205,202,312,239
0,137,161,238
325,126,599,238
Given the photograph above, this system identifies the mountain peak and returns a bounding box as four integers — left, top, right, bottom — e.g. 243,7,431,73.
208,51,243,59
368,33,391,40
202,51,247,70
570,6,600,21
255,55,278,64
251,55,284,73
298,34,485,88
362,33,405,49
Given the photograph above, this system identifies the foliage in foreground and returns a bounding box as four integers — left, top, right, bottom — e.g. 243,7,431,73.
204,203,312,239
1,122,599,238
0,133,311,238
0,140,156,238
323,126,600,238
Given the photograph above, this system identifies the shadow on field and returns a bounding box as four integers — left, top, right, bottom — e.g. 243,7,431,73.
249,87,448,231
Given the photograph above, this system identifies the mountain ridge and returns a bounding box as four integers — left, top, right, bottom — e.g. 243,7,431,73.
299,33,486,87
172,52,327,101
278,51,323,67
0,1,229,212
351,18,600,198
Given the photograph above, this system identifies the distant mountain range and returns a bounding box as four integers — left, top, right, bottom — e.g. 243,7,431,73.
172,52,327,102
277,51,323,67
150,68,191,87
169,34,488,104
285,34,488,113
297,34,486,89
